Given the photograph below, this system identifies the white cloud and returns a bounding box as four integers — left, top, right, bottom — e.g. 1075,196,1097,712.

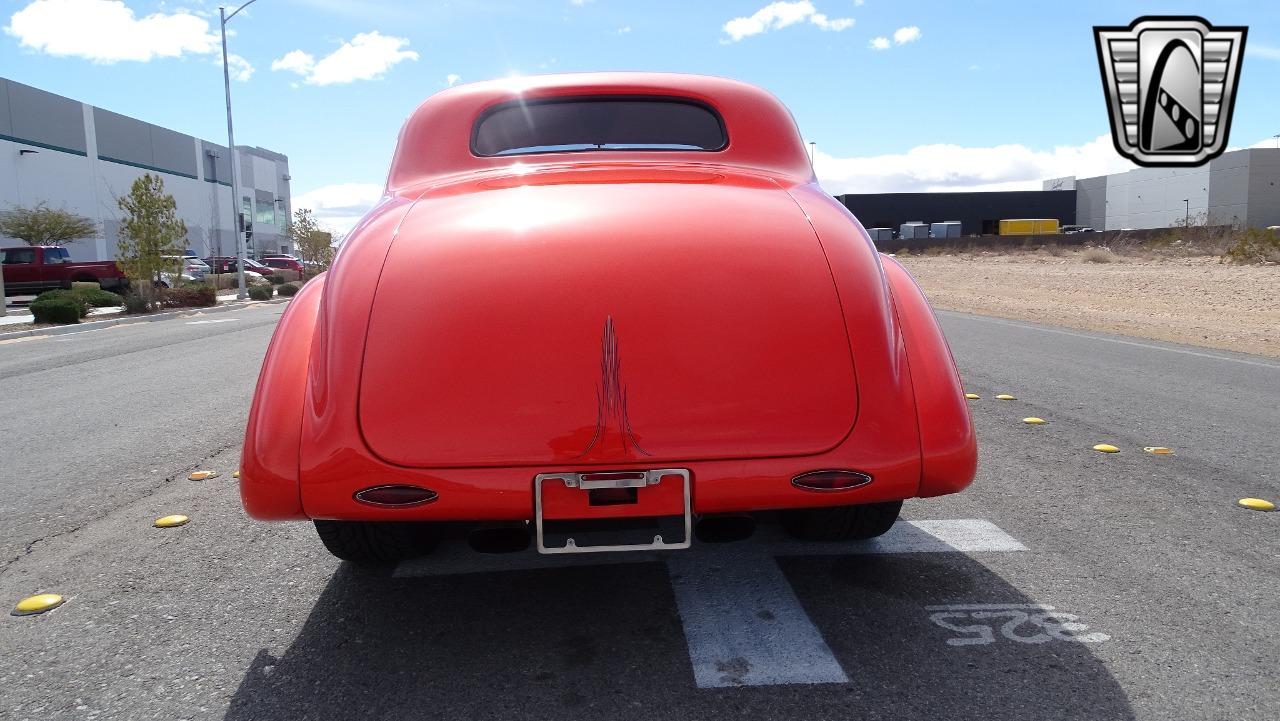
293,183,384,234
1246,44,1280,61
893,25,921,44
446,73,461,87
814,135,1136,195
226,54,254,82
810,13,854,32
722,1,853,42
272,31,418,86
271,49,315,75
4,0,254,79
617,25,631,34
869,36,889,50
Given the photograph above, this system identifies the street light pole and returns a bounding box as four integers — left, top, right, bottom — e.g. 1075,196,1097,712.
220,1,258,300
1183,198,1189,227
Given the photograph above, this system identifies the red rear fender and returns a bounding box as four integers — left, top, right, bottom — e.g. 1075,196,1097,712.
239,275,327,520
881,255,977,496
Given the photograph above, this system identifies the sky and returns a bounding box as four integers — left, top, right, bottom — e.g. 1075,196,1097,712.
2,0,1278,232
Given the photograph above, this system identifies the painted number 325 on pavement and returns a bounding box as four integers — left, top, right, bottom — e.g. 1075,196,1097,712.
926,604,1111,646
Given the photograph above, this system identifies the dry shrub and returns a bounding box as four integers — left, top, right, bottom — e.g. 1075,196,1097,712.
1082,247,1116,263
206,272,269,290
1225,228,1280,264
273,269,301,283
1043,243,1066,257
158,284,216,308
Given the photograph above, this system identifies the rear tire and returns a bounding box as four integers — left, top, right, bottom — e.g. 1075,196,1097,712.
313,520,435,566
781,500,903,541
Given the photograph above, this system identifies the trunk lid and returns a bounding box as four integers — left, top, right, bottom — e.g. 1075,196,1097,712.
358,167,857,467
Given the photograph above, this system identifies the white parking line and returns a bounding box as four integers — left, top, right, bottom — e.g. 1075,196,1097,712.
185,318,241,325
668,553,848,687
392,519,1028,689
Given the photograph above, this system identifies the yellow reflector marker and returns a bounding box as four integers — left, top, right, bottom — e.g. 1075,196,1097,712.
1238,498,1275,511
188,471,218,481
995,394,1016,400
965,393,979,400
12,593,64,616
154,514,189,528
232,470,240,478
1092,444,1120,453
1022,417,1046,425
1144,447,1174,455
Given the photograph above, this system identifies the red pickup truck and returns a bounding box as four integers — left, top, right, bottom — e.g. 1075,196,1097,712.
1,246,130,296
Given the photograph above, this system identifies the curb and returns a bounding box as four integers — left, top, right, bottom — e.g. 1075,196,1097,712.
0,297,291,340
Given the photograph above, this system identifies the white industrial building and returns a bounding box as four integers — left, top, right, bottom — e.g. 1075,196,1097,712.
0,75,291,261
1045,147,1280,231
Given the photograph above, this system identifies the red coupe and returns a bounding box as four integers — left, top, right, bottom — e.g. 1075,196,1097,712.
240,73,976,565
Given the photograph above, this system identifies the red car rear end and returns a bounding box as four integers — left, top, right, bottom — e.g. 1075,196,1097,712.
239,73,976,566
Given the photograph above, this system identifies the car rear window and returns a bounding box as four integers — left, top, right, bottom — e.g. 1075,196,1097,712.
472,97,727,157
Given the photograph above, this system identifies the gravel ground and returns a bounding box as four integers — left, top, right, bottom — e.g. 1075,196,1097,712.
899,252,1280,358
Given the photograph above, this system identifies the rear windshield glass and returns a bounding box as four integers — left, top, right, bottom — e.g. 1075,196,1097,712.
472,97,727,157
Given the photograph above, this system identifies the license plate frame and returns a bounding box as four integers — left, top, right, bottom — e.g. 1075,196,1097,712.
533,469,692,554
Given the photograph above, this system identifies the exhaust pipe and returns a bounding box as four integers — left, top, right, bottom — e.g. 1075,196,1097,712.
468,523,531,554
694,514,756,544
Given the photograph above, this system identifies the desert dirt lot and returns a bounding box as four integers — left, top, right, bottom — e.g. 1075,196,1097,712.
899,252,1280,358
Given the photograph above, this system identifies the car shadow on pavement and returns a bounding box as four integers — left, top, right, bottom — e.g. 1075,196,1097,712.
223,551,1135,721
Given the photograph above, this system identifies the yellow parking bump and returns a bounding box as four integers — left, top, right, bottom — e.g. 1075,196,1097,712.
232,470,240,479
1022,417,1046,425
12,593,64,616
188,471,218,481
964,393,980,400
995,394,1016,400
1143,447,1174,455
153,514,190,528
1092,444,1120,453
1238,498,1275,512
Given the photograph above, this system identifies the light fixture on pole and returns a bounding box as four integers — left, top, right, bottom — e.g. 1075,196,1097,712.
219,0,258,300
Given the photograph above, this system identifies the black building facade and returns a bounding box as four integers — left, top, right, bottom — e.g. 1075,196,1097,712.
836,190,1077,237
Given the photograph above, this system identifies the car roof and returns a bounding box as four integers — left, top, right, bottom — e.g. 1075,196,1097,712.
387,72,813,192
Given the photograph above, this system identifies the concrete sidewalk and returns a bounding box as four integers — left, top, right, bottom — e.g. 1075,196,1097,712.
0,293,287,339
2,290,245,328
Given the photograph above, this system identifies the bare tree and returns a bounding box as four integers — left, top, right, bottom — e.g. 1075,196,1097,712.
0,202,97,246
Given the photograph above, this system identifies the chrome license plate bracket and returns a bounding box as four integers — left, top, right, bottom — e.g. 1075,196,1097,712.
534,469,692,554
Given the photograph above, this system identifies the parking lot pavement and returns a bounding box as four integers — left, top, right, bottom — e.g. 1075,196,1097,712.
1,308,1278,720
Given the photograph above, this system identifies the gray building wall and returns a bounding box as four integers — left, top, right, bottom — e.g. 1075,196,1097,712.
1246,150,1280,228
1068,148,1280,231
1074,175,1107,230
0,76,290,262
2,79,87,155
1206,151,1249,227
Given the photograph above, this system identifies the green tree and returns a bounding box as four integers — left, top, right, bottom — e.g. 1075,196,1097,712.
289,208,333,272
0,202,97,246
115,174,187,304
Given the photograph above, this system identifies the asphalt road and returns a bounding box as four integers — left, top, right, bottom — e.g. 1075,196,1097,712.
1,305,1277,720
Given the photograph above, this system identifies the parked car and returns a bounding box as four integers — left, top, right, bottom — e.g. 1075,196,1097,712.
162,255,209,282
260,255,304,273
240,73,977,566
203,256,275,275
1,246,129,296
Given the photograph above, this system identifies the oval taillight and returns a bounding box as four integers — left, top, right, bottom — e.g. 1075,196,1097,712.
791,470,873,492
353,485,438,507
